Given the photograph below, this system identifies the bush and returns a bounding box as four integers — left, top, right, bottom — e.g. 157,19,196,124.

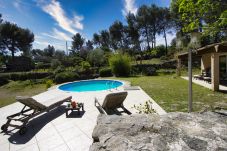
99,68,112,77
109,54,131,77
81,61,91,71
0,76,9,86
87,49,105,67
0,72,52,81
143,67,156,76
54,65,65,74
54,72,79,84
35,62,51,69
51,59,61,69
45,79,53,89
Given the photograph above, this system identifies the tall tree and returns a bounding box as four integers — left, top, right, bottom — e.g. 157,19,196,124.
157,7,173,55
93,33,101,47
109,21,125,49
86,40,93,50
126,13,141,54
0,22,34,60
71,33,85,53
99,30,110,48
44,45,55,57
136,5,151,50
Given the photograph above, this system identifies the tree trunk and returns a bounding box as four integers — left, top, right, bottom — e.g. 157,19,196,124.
145,27,150,50
163,28,168,55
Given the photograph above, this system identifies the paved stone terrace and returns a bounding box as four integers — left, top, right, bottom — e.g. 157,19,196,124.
0,82,166,151
182,76,227,91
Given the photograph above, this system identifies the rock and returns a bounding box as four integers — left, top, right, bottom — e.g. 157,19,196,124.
90,112,227,151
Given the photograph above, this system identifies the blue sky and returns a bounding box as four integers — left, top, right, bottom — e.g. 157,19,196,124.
0,0,172,50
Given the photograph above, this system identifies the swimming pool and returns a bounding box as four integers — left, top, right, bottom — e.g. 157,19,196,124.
58,80,123,92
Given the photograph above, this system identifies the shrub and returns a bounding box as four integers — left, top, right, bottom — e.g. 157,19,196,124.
51,59,61,69
109,54,131,77
81,61,91,71
45,79,53,89
99,67,112,77
54,72,79,84
54,65,65,74
0,72,52,81
87,49,105,67
133,100,155,114
143,67,156,76
0,76,9,86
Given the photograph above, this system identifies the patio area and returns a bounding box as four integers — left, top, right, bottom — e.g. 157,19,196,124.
182,76,227,92
0,82,166,151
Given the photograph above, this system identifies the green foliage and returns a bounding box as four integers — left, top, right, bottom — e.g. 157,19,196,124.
45,79,53,89
0,75,8,86
99,67,113,77
54,72,79,84
51,59,61,69
109,54,131,77
0,72,51,81
0,21,34,59
87,49,105,67
71,33,85,52
133,100,155,114
81,61,91,71
143,66,156,76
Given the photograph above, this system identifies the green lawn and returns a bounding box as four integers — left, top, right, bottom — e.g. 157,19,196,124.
0,80,46,108
113,75,227,112
131,58,163,65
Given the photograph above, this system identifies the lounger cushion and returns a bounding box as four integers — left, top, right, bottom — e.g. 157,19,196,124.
102,91,128,109
41,95,72,108
16,96,47,111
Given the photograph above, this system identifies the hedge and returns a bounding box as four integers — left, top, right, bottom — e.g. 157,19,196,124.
99,68,112,77
0,72,52,81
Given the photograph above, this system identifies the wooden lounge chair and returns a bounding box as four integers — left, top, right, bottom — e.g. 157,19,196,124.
1,95,72,135
94,91,131,115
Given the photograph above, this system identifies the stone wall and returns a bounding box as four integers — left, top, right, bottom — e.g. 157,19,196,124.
90,112,227,151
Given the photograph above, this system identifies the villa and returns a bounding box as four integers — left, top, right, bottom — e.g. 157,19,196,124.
177,42,227,91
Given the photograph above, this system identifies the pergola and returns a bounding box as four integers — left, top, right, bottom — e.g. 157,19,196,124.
177,42,227,91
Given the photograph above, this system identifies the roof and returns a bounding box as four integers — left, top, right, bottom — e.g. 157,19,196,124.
177,42,227,59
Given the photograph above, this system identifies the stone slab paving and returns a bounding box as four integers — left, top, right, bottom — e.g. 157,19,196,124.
0,81,166,151
182,76,227,91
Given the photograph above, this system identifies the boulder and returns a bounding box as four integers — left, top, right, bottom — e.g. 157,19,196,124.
90,112,227,151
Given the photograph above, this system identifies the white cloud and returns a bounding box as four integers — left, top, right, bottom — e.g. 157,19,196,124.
42,28,71,41
40,0,83,34
122,0,138,16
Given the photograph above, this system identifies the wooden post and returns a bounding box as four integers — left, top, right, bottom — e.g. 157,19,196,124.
188,49,192,112
211,53,219,91
177,58,181,76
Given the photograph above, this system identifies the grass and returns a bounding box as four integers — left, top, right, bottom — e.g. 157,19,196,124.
113,75,227,112
131,58,163,65
0,80,46,108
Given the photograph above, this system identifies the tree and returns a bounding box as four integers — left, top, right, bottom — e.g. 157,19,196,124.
136,5,151,50
99,30,110,48
71,33,84,53
86,40,93,50
126,13,142,60
93,33,101,47
109,21,126,49
0,22,34,60
171,0,227,44
44,45,55,57
157,7,173,55
87,48,104,67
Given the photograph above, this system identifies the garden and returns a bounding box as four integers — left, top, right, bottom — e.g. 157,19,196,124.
0,0,227,112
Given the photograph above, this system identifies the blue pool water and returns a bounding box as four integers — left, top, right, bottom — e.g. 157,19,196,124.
59,80,123,92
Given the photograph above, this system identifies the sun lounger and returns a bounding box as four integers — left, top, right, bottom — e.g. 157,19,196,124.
1,95,72,135
94,91,131,115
